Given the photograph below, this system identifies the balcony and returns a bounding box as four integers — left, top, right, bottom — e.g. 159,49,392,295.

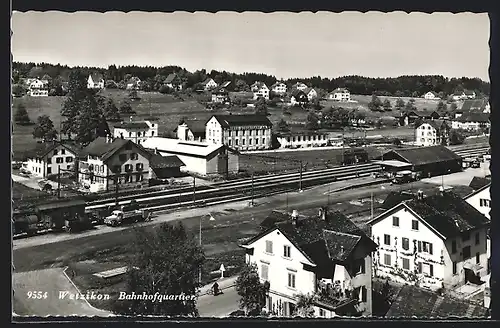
315,280,357,309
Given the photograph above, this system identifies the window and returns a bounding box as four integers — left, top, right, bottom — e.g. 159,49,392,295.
136,163,143,171
47,158,52,164
392,216,399,227
119,154,127,162
124,164,133,172
151,131,155,136
319,309,326,317
261,264,269,280
452,240,457,254
422,241,433,255
249,139,252,145
412,220,419,231
475,233,480,245
53,150,58,155
56,157,63,164
265,240,273,254
453,262,457,275
67,165,71,170
47,167,52,174
463,246,471,260
402,237,410,250
66,157,73,163
125,174,133,183
61,149,66,155
417,262,422,273
136,173,144,182
476,252,480,264
384,254,391,265
129,132,132,137
384,234,391,245
283,245,291,258
242,139,246,145
262,138,265,144
355,259,366,274
235,139,239,146
462,231,470,241
402,257,410,270
255,138,258,145
480,199,491,207
287,272,296,288
130,153,138,160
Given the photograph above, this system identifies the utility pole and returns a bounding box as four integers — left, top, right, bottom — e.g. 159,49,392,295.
299,160,303,192
193,176,196,205
370,191,374,220
199,216,202,283
115,176,119,207
57,166,61,198
328,186,331,206
286,192,288,210
251,172,254,206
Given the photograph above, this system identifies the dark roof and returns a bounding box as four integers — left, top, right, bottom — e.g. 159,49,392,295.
150,154,185,169
83,137,152,162
381,145,461,166
113,121,150,130
164,73,179,84
381,191,415,210
291,89,307,98
174,120,206,136
404,191,490,238
416,119,449,130
386,285,488,318
211,114,273,128
37,198,87,212
461,99,488,112
464,90,476,96
249,207,377,270
220,81,231,88
332,88,349,93
200,78,215,86
405,110,440,118
251,81,268,90
469,176,491,190
456,112,490,123
27,142,82,159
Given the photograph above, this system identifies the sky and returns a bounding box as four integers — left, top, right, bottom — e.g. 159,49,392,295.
11,11,490,81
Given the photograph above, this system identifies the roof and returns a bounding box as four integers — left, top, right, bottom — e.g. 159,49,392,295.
416,119,449,130
201,78,215,86
461,99,488,112
453,91,466,96
271,82,286,88
149,154,185,169
291,89,307,97
113,121,150,130
164,73,179,84
174,120,206,136
37,198,87,212
405,110,440,118
247,207,377,270
381,191,416,210
220,81,231,88
332,88,349,93
142,137,225,158
83,137,151,162
464,90,476,96
380,145,462,166
276,130,329,137
251,81,268,90
89,73,104,82
210,114,273,128
27,142,82,159
371,191,490,239
468,176,491,190
465,181,491,200
426,91,439,96
304,87,316,95
386,285,488,318
455,112,490,123
375,160,412,168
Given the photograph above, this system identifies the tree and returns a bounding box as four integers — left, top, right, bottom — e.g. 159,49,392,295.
450,103,458,111
119,100,135,114
368,95,382,111
405,100,416,111
129,89,141,100
294,293,315,317
382,99,392,111
311,98,322,111
32,115,58,142
392,138,402,147
235,263,269,316
277,119,290,132
12,84,26,97
436,101,445,111
305,111,320,130
395,98,405,110
449,129,465,145
113,222,204,316
102,98,121,122
254,97,268,116
14,103,31,125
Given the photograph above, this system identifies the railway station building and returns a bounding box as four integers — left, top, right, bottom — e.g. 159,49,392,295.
376,145,462,177
142,137,239,176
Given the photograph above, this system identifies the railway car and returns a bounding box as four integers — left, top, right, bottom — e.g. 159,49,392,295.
338,148,369,166
12,211,39,236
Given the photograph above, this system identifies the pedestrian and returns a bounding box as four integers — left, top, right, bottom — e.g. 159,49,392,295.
213,281,219,296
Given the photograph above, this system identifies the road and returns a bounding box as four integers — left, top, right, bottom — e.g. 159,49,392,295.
197,286,240,317
12,268,112,317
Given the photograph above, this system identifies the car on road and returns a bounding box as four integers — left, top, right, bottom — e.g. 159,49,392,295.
392,170,419,184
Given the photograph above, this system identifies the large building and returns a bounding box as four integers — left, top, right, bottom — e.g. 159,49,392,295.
328,88,350,102
240,207,377,317
205,114,273,151
414,120,450,147
141,137,239,176
368,190,490,291
451,112,490,131
112,120,159,145
251,82,270,100
275,131,330,149
271,82,287,95
78,137,152,193
464,181,491,220
174,120,206,142
25,142,81,178
27,78,49,97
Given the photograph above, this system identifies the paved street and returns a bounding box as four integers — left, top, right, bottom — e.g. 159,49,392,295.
12,268,112,317
197,286,239,317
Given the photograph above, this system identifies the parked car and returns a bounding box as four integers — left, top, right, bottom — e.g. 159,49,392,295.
392,170,419,184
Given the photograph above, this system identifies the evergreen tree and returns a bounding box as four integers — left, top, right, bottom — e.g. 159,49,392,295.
14,103,31,125
32,115,58,142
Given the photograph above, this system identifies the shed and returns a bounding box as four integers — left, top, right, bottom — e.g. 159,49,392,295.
149,154,185,179
374,160,412,175
377,145,462,177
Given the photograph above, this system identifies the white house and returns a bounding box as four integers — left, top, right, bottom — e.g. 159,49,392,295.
251,82,270,100
142,137,239,176
26,142,81,178
414,120,450,147
240,207,377,317
452,91,467,101
126,77,141,90
87,73,105,89
451,112,490,131
271,82,287,95
112,120,159,145
28,78,49,97
304,88,318,101
276,131,330,149
329,88,350,102
164,73,183,91
211,87,230,104
205,114,273,151
424,91,440,100
200,78,218,91
292,82,308,91
78,137,152,193
290,90,308,106
464,182,490,220
368,190,490,291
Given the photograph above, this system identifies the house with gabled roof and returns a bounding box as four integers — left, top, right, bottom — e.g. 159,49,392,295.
303,87,318,101
291,82,308,91
87,73,105,89
78,137,153,192
423,91,440,100
367,190,490,291
329,88,351,102
251,81,270,100
174,119,206,142
271,82,287,95
112,120,158,145
414,119,450,147
148,153,185,180
205,114,273,150
126,77,141,90
240,207,377,317
290,89,308,106
26,142,82,178
200,78,218,91
163,73,183,91
451,112,490,131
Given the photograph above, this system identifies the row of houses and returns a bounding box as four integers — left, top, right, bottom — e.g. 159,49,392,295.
423,90,477,101
240,174,491,317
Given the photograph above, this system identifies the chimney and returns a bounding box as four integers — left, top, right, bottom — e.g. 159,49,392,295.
291,210,299,226
417,190,424,200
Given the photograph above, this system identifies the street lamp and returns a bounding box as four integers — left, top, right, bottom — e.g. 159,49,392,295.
199,213,216,283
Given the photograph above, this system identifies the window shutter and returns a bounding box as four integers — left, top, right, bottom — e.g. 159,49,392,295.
429,243,433,255
429,264,434,277
361,260,365,274
418,262,422,273
362,286,367,302
418,241,422,252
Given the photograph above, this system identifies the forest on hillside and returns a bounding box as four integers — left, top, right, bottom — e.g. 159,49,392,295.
12,62,490,98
